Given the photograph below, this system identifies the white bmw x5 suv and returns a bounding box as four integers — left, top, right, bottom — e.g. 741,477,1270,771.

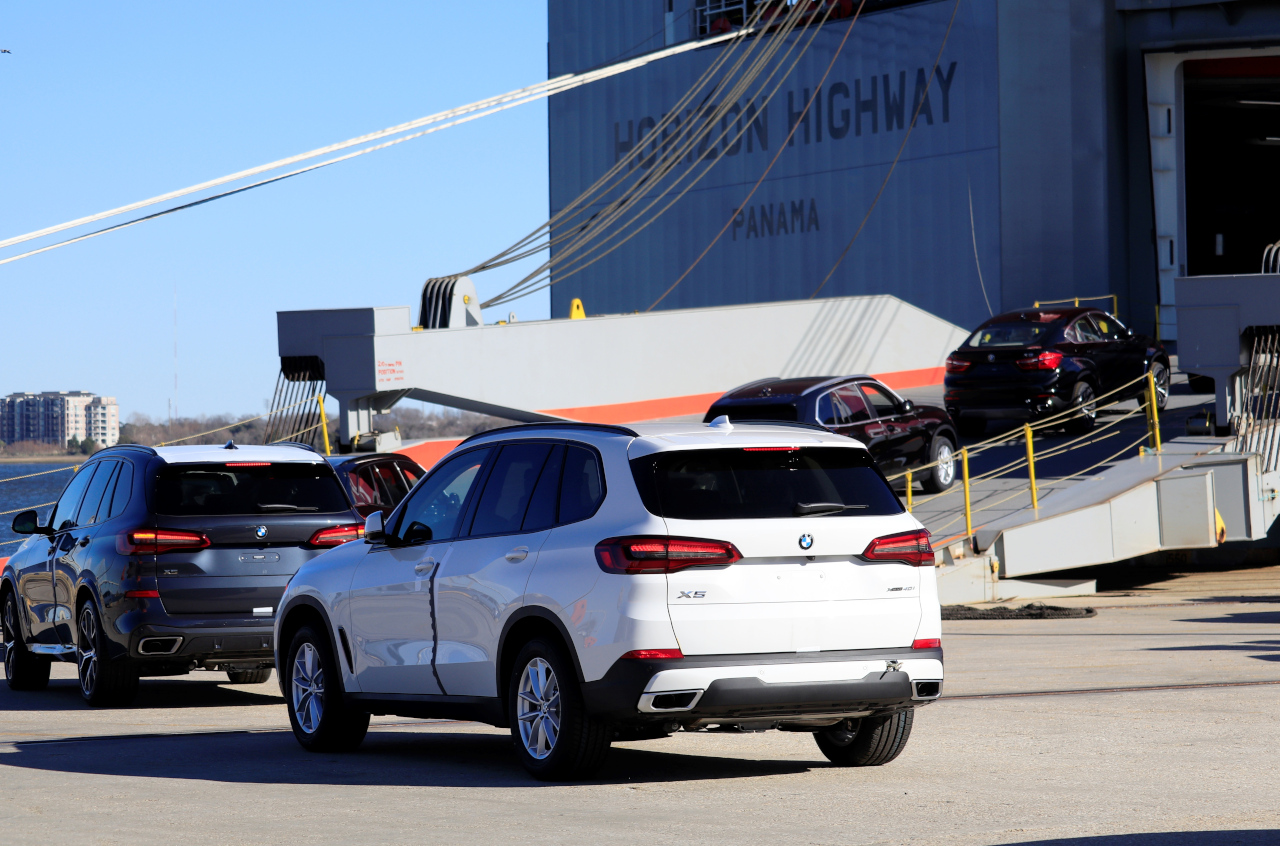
274,419,943,780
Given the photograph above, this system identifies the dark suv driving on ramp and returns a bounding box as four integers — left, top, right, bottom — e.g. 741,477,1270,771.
2,442,364,706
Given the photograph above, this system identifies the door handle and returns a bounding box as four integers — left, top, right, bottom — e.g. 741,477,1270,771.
505,547,529,562
78,536,91,548
414,557,436,575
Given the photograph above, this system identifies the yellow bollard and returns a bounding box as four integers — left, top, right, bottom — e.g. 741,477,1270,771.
1024,424,1039,509
317,394,332,457
1154,304,1161,345
961,448,973,541
1147,370,1162,452
1074,297,1080,307
905,469,913,512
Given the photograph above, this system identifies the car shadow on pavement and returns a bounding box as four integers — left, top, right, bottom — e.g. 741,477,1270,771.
1003,833,1278,845
0,724,814,787
1146,639,1280,662
0,677,283,712
1177,608,1280,625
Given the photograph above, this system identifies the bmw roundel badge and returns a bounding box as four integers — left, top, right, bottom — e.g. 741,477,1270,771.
987,353,996,362
255,526,268,540
798,533,814,550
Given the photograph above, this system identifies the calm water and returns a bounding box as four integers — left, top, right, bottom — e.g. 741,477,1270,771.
0,462,78,551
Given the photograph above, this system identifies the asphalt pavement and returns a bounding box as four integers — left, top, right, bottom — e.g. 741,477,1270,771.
1,564,1278,845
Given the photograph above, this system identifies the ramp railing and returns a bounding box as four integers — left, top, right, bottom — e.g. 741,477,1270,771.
1232,328,1280,474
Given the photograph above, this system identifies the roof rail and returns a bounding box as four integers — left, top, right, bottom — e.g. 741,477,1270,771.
98,444,158,456
273,442,321,453
459,421,639,446
727,420,832,433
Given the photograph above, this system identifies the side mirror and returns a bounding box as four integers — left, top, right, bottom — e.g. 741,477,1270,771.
900,399,916,414
11,510,49,536
363,511,385,543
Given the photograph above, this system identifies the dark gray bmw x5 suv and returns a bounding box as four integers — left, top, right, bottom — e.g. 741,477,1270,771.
1,442,364,706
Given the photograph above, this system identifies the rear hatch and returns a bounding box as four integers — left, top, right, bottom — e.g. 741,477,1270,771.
948,317,1065,395
150,461,358,615
629,444,924,655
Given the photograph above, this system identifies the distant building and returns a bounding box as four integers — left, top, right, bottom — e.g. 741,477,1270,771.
0,391,119,448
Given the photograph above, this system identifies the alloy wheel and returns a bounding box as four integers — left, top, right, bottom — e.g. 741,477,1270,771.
77,605,98,697
3,598,17,679
936,443,955,486
1077,384,1097,420
516,657,561,760
291,642,325,734
1152,363,1170,408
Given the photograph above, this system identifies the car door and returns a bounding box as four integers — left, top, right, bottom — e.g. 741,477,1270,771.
1089,312,1146,389
858,382,920,469
53,460,119,646
434,441,562,697
21,464,98,647
1065,315,1108,390
346,447,492,695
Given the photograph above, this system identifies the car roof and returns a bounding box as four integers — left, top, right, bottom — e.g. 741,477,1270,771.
978,307,1100,328
453,420,865,460
151,443,325,465
325,452,420,467
718,375,875,401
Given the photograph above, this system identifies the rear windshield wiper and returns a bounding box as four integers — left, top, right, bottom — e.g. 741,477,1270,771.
794,502,867,516
255,504,319,512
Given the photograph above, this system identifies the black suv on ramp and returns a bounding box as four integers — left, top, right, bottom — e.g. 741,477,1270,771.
2,442,364,706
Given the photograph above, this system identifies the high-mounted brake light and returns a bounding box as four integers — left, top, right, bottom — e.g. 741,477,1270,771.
225,462,271,467
1015,350,1064,371
743,447,800,452
861,529,934,566
119,529,210,556
912,638,941,650
945,355,971,374
308,523,366,547
620,649,684,660
595,536,742,574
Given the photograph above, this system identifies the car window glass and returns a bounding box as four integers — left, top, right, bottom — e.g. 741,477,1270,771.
50,464,99,533
77,461,118,525
858,384,900,418
470,443,554,536
107,462,134,519
522,444,565,532
349,467,382,507
398,462,422,486
818,391,850,426
393,448,491,544
153,463,349,515
559,445,605,524
1071,317,1103,343
373,463,410,505
834,387,871,424
965,317,1062,347
1090,313,1124,341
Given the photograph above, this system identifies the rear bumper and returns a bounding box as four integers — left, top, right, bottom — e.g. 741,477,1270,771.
582,647,943,724
128,621,275,664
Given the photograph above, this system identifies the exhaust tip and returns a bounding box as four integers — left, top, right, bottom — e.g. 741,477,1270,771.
912,680,942,699
638,689,704,712
139,636,183,656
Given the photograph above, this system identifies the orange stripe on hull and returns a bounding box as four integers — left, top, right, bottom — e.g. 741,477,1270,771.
395,365,944,469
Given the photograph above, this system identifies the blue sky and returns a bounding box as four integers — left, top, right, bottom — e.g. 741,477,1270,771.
0,2,550,419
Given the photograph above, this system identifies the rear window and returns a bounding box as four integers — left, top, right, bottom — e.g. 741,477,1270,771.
965,320,1062,348
630,447,902,520
153,462,349,516
703,403,798,423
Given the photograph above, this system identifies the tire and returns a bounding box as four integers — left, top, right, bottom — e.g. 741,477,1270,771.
3,591,51,691
508,637,611,781
1148,361,1170,411
286,626,369,752
920,435,956,494
814,710,914,767
77,600,139,707
1067,381,1097,434
226,669,272,685
956,418,985,438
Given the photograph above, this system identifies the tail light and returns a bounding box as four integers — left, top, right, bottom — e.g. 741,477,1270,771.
861,529,934,566
620,649,684,660
119,529,210,555
912,638,941,649
945,355,971,374
308,523,366,547
1015,350,1064,371
595,536,742,574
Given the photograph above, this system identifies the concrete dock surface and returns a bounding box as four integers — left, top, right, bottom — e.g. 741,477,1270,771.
1,563,1277,844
